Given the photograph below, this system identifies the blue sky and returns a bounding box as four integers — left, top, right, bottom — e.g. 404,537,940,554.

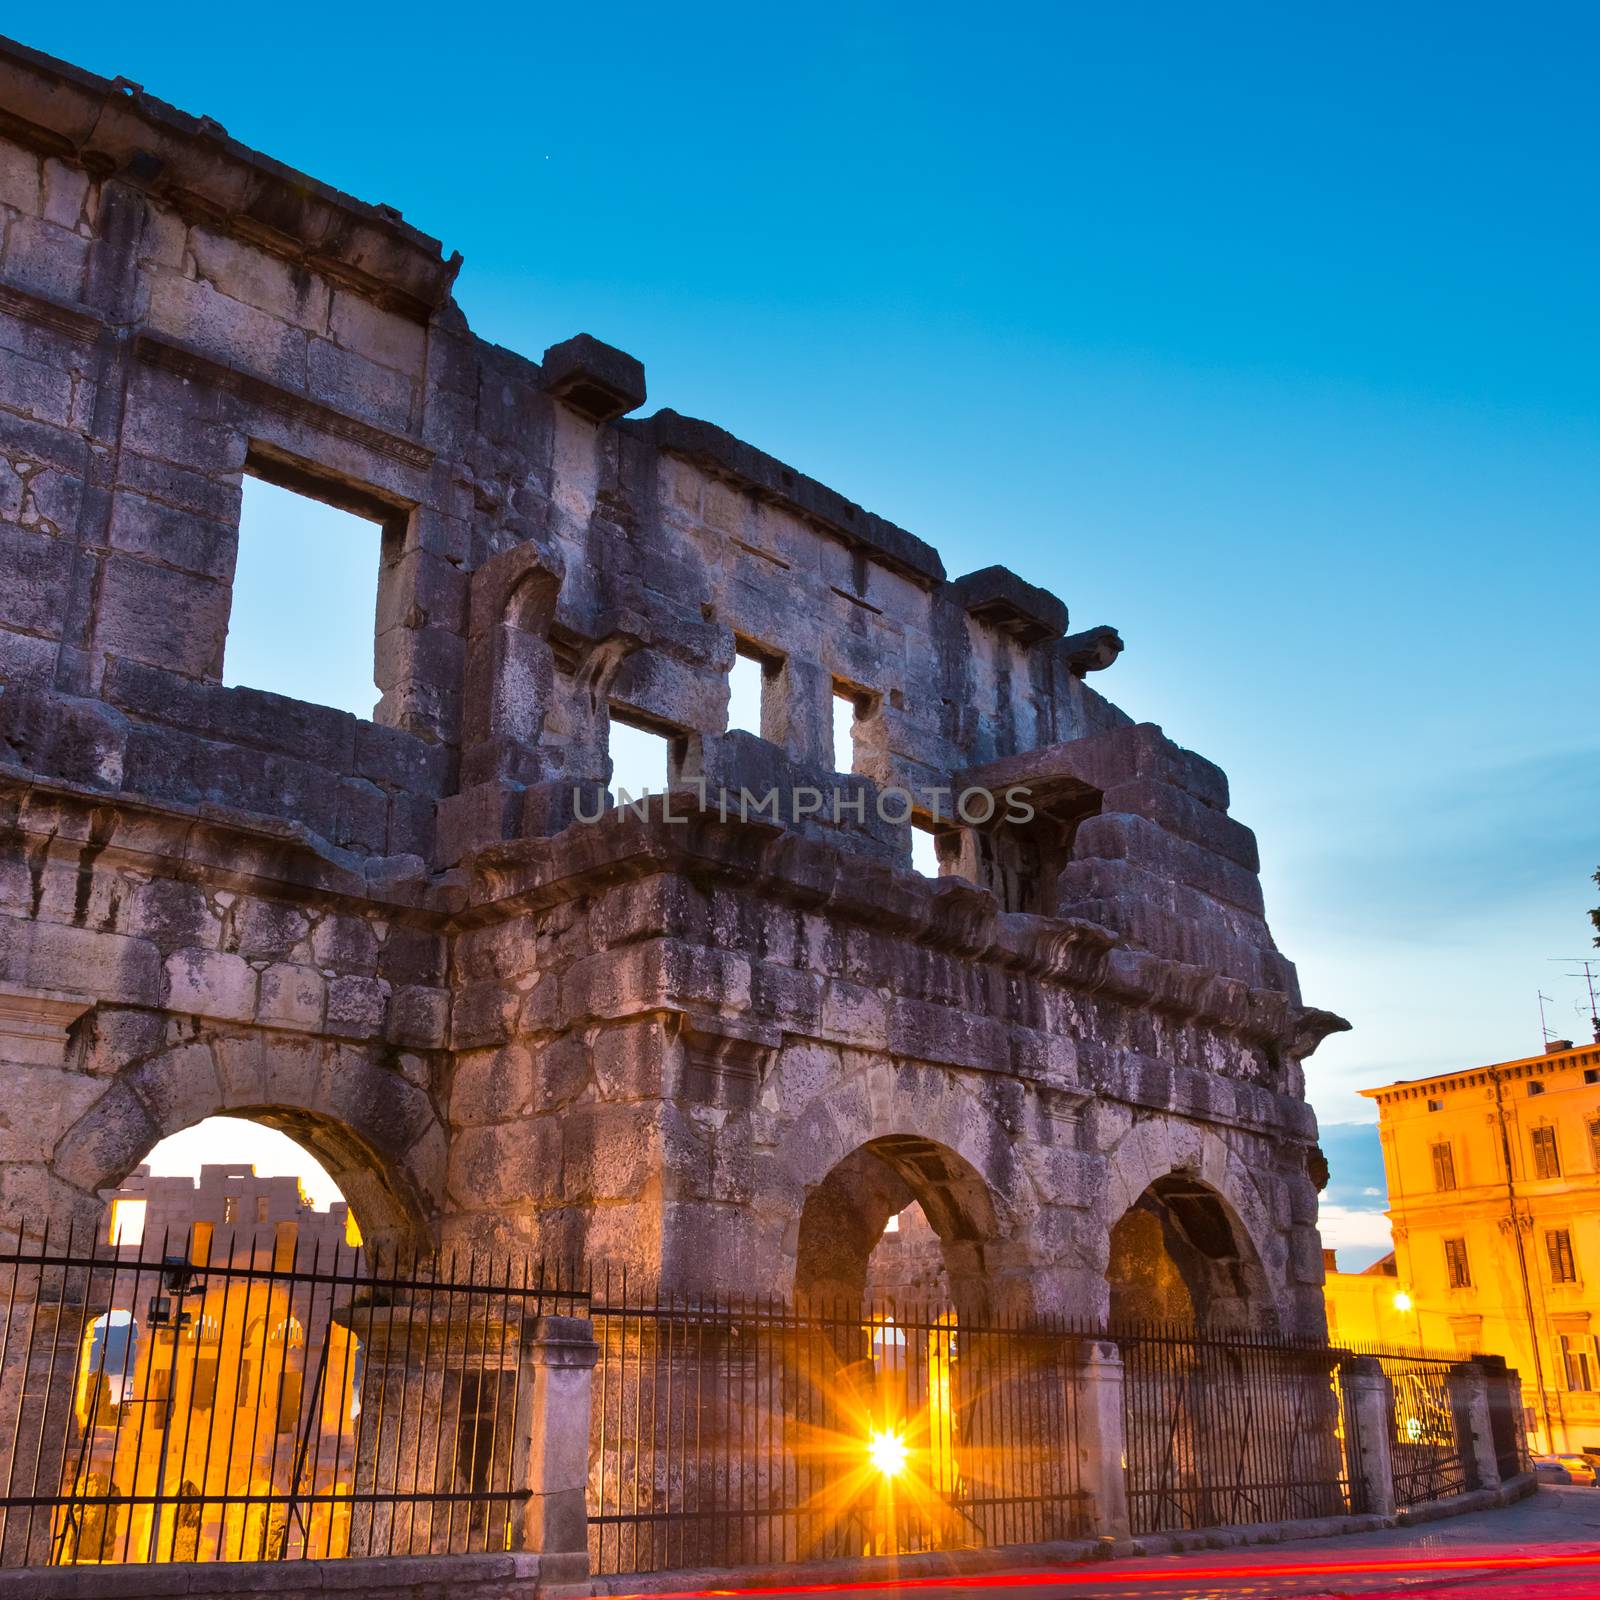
36,5,1597,1255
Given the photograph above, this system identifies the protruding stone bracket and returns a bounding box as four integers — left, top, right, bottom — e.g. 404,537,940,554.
540,334,647,423
1060,625,1124,675
949,565,1068,644
1291,1006,1354,1060
677,1016,780,1109
0,984,94,1067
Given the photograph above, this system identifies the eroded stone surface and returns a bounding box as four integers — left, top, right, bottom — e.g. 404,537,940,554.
0,39,1343,1331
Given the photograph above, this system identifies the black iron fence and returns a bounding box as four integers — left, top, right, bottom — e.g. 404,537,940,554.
1368,1348,1467,1507
0,1222,1508,1577
587,1276,1088,1577
0,1220,580,1567
1115,1323,1360,1535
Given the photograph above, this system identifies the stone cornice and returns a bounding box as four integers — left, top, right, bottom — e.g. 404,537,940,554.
0,33,458,318
459,807,1326,1054
1,767,1334,1060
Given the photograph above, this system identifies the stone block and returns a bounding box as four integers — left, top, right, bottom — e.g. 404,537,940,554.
562,938,752,1024
124,878,215,948
387,983,448,1048
106,490,236,581
257,962,326,1030
325,974,390,1038
448,1117,562,1208
189,223,331,330
92,555,229,677
310,913,379,972
231,897,311,962
0,918,160,1006
2,214,89,301
888,996,1007,1073
354,718,453,793
307,336,415,431
0,523,72,636
163,947,257,1022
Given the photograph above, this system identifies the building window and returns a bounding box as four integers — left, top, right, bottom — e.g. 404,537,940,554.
1431,1142,1457,1192
1547,1229,1578,1284
1584,1067,1600,1085
1590,1119,1600,1170
1563,1335,1593,1392
1532,1126,1561,1180
726,649,765,737
1444,1237,1471,1289
107,1198,146,1249
1427,1098,1444,1112
1528,1080,1546,1097
255,1196,270,1224
831,684,866,774
226,472,386,719
607,712,674,801
222,1196,240,1225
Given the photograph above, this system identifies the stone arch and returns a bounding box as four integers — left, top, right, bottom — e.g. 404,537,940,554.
48,1036,444,1252
1099,1119,1282,1332
778,1061,1039,1316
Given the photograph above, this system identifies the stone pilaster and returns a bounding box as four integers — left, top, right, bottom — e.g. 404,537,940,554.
517,1313,598,1583
1072,1339,1130,1539
1338,1355,1395,1518
1447,1361,1501,1491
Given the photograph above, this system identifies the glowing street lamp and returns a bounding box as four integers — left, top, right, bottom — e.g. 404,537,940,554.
867,1428,908,1479
1393,1290,1413,1312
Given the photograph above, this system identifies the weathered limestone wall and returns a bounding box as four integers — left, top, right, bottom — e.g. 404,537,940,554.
0,39,1343,1335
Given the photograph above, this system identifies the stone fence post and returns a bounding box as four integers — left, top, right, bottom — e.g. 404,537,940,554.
1338,1356,1395,1518
517,1314,599,1582
1446,1361,1500,1491
1072,1338,1130,1540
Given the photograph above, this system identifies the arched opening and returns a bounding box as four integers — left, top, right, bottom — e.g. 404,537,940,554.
49,1038,442,1256
794,1135,1009,1316
1106,1173,1272,1331
56,1116,369,1565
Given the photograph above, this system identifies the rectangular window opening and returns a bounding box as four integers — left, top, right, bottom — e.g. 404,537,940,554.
608,711,675,803
1548,1229,1578,1284
1431,1142,1457,1193
107,1198,146,1249
1444,1237,1471,1289
1532,1125,1561,1180
224,472,386,720
727,650,765,737
831,685,863,774
910,824,941,879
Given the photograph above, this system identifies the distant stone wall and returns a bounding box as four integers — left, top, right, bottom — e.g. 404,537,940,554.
0,38,1343,1335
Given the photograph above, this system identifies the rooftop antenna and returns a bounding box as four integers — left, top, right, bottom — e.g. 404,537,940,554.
1538,990,1557,1048
1551,958,1600,1045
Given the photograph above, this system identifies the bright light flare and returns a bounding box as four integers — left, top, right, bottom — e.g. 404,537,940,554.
1393,1290,1413,1311
866,1428,907,1479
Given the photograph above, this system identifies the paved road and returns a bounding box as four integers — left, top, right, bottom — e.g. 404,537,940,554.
626,1489,1600,1598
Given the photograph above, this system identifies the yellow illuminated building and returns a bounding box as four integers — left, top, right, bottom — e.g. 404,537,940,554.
1340,1039,1600,1455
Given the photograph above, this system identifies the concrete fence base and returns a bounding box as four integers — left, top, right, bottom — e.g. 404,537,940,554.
0,1550,589,1600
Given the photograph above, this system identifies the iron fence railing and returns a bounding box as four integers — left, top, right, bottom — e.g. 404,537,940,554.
1368,1349,1468,1507
0,1220,581,1567
586,1275,1088,1577
1115,1323,1360,1535
0,1216,1499,1577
